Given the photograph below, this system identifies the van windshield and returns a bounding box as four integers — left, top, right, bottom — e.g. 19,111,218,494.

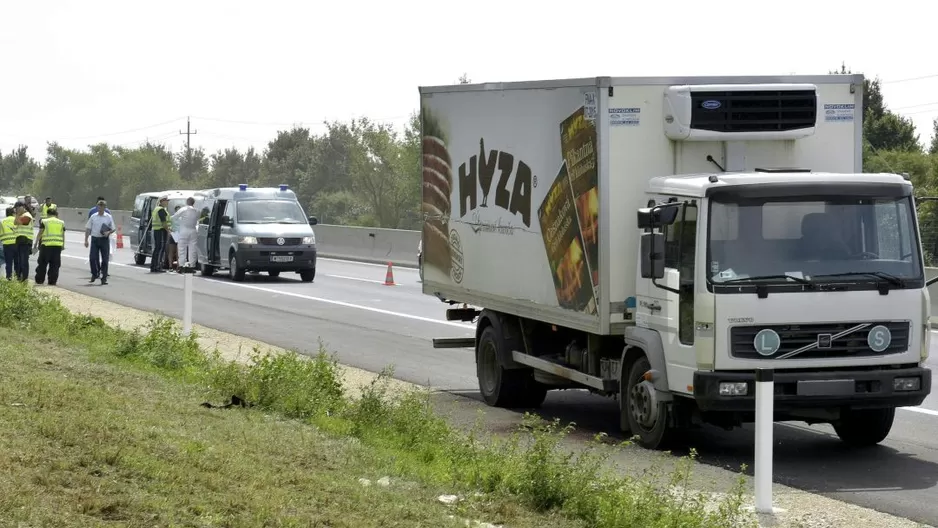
236,200,307,224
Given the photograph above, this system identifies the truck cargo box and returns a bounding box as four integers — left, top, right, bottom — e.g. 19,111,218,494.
419,75,864,336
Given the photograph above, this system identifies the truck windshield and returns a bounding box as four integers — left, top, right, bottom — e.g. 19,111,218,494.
236,200,307,224
707,195,922,288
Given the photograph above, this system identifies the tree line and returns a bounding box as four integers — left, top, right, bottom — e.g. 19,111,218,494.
1,115,422,230
2,67,938,247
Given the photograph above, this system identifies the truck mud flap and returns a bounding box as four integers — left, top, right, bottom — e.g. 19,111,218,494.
433,337,476,349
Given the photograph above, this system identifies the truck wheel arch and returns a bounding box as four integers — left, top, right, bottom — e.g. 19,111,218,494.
622,327,672,400
475,310,526,369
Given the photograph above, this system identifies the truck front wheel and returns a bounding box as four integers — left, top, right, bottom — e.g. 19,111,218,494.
833,407,895,447
477,325,547,409
622,355,672,449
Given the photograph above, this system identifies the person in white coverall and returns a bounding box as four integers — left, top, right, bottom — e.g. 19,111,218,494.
171,197,200,267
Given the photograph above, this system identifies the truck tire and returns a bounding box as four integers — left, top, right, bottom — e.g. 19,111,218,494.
477,325,547,408
833,407,895,447
622,355,672,449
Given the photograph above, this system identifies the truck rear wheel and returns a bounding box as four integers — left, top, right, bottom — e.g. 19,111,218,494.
622,355,672,449
833,407,895,447
477,325,547,408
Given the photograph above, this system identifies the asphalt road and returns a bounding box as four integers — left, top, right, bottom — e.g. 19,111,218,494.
38,232,938,525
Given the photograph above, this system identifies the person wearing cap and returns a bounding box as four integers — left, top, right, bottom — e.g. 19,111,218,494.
13,201,34,281
150,196,170,273
0,207,16,279
84,199,115,285
34,207,64,286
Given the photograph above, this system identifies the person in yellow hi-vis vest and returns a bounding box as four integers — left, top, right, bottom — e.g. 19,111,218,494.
40,197,57,220
150,196,170,273
0,207,16,279
34,207,64,286
13,200,33,282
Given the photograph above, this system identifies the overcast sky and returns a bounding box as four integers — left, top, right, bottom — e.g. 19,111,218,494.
1,0,935,161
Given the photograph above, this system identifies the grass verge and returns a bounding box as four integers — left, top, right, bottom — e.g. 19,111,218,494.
0,280,756,527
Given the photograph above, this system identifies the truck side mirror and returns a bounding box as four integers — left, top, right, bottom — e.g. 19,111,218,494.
640,232,665,279
308,216,318,225
637,204,680,229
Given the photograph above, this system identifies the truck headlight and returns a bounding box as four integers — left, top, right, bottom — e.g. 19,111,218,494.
238,236,258,244
894,377,922,391
302,236,315,245
719,382,748,396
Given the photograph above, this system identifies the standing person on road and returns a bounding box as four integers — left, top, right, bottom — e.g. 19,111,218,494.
13,201,33,281
0,207,16,279
172,196,200,268
149,196,170,273
40,197,56,220
84,199,115,285
165,205,181,272
88,196,111,263
34,207,64,286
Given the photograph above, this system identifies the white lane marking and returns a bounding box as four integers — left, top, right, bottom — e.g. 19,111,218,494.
901,406,938,417
60,253,475,330
318,257,416,270
213,280,475,330
326,274,386,285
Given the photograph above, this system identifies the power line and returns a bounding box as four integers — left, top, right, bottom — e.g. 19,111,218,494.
56,116,187,141
882,73,938,84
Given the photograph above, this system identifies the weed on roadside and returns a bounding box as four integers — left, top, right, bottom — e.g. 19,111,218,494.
0,279,757,528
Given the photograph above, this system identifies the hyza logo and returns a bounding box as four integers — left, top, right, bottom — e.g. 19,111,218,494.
457,138,536,234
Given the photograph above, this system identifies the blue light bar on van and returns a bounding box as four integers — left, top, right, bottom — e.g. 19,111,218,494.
279,184,289,191
238,184,248,191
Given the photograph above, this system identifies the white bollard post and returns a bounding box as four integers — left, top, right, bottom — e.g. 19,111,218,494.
754,368,777,514
182,272,193,336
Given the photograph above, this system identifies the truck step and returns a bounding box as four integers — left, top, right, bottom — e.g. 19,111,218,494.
433,337,476,349
511,351,618,392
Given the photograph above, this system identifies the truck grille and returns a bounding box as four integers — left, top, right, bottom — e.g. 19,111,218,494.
690,90,817,133
730,321,909,360
258,237,302,245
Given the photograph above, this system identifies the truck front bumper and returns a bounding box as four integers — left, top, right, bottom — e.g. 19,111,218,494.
693,366,931,412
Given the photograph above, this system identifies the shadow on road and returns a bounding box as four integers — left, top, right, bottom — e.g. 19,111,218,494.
448,387,938,496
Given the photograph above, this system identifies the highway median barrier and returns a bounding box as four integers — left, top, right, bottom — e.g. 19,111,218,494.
0,279,758,528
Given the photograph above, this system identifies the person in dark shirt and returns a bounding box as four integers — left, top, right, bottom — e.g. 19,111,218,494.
88,196,111,217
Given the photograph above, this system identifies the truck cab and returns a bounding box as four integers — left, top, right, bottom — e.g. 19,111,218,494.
194,184,318,282
635,170,931,447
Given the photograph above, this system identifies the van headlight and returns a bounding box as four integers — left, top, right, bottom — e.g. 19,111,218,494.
238,236,258,244
302,235,315,245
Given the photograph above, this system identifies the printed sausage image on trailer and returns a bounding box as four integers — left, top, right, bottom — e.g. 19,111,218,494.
421,106,454,278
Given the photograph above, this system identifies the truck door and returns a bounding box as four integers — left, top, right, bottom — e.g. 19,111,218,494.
139,197,156,255
661,199,698,382
207,199,227,265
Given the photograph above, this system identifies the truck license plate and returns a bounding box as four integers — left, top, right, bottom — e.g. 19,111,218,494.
270,256,294,263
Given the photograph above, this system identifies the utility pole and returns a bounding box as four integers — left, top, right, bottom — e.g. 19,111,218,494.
179,116,198,180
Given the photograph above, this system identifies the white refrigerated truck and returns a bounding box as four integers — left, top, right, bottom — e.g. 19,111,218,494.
418,74,933,449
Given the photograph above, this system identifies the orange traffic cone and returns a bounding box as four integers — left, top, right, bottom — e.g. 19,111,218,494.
116,226,124,249
384,262,395,286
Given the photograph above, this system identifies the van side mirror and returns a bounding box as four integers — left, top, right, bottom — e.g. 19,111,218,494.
221,215,233,226
308,216,318,226
640,232,666,279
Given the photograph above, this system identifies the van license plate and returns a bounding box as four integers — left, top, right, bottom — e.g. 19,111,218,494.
270,256,294,263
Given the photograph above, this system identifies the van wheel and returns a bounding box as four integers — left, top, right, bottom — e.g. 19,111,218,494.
229,255,245,282
476,325,546,408
200,262,215,277
834,408,895,447
134,253,146,265
623,356,672,449
268,271,280,278
299,268,315,283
